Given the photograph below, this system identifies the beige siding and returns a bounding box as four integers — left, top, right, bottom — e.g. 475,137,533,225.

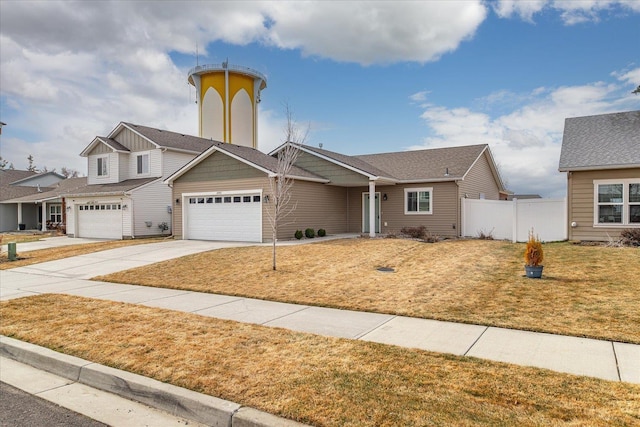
114,128,155,151
294,151,369,185
178,151,265,182
277,181,348,239
567,168,640,241
458,152,501,200
87,144,111,156
347,182,460,238
172,177,271,240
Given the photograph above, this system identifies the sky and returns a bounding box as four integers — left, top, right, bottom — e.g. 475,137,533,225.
1,0,639,198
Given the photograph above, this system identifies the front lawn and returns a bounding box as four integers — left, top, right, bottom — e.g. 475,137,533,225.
96,238,640,344
2,295,638,426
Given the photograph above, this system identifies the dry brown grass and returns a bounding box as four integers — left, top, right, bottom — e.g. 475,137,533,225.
0,237,165,270
2,294,638,427
1,232,58,245
97,239,640,344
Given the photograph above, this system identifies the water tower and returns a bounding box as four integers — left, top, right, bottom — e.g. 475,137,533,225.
188,62,267,149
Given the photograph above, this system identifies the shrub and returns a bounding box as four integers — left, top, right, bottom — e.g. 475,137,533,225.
305,228,315,238
524,229,544,266
620,228,640,247
317,228,326,237
294,230,303,240
400,226,427,240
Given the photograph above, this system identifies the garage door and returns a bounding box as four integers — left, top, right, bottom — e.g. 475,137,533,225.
77,203,123,239
185,193,261,242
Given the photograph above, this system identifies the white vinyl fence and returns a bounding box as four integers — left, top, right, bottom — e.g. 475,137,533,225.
461,198,567,242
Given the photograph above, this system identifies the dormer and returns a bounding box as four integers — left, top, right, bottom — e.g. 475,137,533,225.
81,136,131,184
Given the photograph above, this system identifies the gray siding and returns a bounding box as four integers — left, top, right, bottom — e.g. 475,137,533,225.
87,144,111,156
114,128,156,151
567,168,640,241
294,151,369,186
177,151,265,182
347,182,460,238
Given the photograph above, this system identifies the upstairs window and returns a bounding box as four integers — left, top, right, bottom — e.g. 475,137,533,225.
137,153,149,174
97,157,108,176
595,180,640,226
405,187,433,215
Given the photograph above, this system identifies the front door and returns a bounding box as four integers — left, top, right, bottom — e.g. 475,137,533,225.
363,192,381,233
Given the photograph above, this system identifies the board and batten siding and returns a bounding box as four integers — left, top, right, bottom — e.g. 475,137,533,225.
113,127,156,152
567,168,640,241
294,151,370,186
87,143,111,156
172,177,271,240
347,182,460,237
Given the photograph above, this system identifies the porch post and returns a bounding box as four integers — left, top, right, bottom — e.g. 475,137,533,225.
368,180,376,238
41,202,47,231
17,203,23,230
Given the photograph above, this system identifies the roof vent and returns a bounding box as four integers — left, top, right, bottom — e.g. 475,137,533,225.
319,143,323,148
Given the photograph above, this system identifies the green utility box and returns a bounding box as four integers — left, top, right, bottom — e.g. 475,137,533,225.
8,242,17,261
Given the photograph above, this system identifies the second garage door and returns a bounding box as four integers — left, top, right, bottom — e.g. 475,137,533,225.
185,193,262,242
77,203,123,239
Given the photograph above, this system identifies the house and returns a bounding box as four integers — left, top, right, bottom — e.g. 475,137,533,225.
165,138,505,242
559,110,640,241
0,170,73,231
62,122,213,239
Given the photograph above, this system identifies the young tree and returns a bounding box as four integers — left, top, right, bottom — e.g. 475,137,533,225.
266,104,309,270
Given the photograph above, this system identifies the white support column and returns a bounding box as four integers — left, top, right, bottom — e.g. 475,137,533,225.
17,203,23,230
41,202,47,231
369,180,376,238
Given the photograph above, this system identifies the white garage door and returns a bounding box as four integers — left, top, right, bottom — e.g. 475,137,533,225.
185,193,262,242
77,203,123,239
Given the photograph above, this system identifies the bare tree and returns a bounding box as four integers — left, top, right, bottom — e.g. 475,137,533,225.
266,104,309,270
61,167,80,178
27,154,37,172
633,85,640,95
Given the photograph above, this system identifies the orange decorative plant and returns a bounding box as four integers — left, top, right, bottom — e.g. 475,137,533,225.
524,229,544,267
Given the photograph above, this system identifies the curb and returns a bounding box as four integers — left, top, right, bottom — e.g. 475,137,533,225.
0,335,308,427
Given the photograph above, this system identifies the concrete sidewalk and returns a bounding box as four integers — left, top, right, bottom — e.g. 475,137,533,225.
1,237,638,425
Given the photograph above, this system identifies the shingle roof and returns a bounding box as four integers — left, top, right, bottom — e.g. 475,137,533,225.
559,110,640,171
63,177,159,197
0,170,40,201
100,137,130,152
356,144,489,181
1,177,88,203
297,144,394,178
123,123,214,153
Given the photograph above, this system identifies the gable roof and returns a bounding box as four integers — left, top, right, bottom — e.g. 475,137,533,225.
62,177,159,198
356,144,490,182
81,122,214,157
559,110,640,171
0,170,40,201
166,140,328,184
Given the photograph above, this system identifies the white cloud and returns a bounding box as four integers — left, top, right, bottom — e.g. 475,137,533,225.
494,0,640,24
409,91,429,103
410,79,640,197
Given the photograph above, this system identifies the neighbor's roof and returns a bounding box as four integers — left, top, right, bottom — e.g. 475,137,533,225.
1,177,87,203
356,144,490,182
0,170,40,201
559,110,640,171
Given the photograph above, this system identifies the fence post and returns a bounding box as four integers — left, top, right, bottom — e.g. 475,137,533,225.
512,198,518,243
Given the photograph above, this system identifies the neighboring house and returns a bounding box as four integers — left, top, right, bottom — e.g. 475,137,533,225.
62,122,213,239
559,110,640,241
165,140,505,242
0,170,70,231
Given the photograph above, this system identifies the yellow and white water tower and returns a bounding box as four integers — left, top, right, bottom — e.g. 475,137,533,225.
188,62,267,148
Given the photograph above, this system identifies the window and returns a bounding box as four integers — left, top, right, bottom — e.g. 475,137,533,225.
243,196,251,203
253,195,261,202
49,205,62,222
97,157,108,176
224,196,232,203
189,198,196,204
594,180,640,226
215,197,222,204
404,188,433,214
233,196,241,203
137,153,149,174
206,197,213,203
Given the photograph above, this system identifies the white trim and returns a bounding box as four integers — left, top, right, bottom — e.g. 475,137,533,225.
362,191,380,235
593,178,640,227
97,156,109,177
404,187,433,215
